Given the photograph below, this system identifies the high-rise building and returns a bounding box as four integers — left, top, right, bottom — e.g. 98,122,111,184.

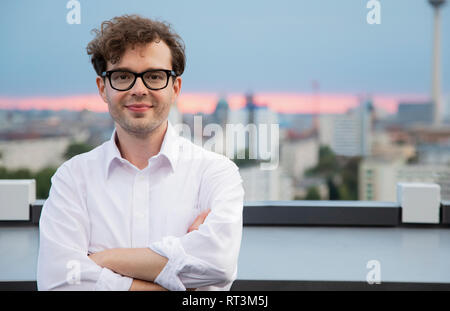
429,0,447,125
245,92,256,126
396,102,433,126
319,99,373,157
211,97,229,127
240,93,279,161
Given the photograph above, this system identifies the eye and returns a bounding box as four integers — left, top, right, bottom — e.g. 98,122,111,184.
144,71,165,81
111,72,133,81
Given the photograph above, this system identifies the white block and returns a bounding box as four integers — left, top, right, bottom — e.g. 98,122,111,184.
0,179,36,220
397,183,440,224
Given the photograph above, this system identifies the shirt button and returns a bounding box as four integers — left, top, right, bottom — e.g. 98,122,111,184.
137,175,146,182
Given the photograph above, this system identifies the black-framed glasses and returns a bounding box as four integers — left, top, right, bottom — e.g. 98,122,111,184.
101,69,177,91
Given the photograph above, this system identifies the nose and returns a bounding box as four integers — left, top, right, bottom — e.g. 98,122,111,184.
130,76,149,97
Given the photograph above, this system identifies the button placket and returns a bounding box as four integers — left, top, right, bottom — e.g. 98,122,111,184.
131,172,150,248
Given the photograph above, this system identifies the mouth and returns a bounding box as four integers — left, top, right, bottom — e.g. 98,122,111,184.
125,104,153,112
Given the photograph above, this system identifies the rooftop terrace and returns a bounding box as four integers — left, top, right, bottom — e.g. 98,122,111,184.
1,192,450,290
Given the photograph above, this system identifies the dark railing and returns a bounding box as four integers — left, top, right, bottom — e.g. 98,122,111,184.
20,199,450,227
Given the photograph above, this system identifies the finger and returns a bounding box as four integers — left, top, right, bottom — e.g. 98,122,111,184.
200,208,211,219
188,209,211,233
187,216,202,233
196,209,211,225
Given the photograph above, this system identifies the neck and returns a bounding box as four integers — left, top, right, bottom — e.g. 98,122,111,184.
115,121,168,170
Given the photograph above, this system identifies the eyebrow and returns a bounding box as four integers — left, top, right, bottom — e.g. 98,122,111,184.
108,67,169,72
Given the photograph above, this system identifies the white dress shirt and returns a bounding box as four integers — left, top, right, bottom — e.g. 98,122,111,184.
37,120,244,291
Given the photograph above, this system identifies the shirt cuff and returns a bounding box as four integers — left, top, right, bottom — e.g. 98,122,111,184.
154,257,186,291
149,236,187,291
94,267,133,291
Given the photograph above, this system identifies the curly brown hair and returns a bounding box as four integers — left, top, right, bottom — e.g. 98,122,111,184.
86,14,186,77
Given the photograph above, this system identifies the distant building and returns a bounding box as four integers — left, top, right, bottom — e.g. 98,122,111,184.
359,157,450,201
359,157,404,201
211,97,229,127
396,102,433,126
0,131,89,172
370,130,416,160
444,95,450,122
206,93,278,161
415,143,450,165
277,114,314,133
293,176,329,200
280,135,319,180
241,93,278,153
239,164,293,201
408,126,450,144
319,100,373,157
245,93,257,126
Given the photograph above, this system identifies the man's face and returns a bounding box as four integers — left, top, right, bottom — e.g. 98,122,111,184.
96,40,182,137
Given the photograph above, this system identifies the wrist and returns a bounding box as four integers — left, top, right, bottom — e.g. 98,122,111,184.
130,279,168,291
94,248,117,269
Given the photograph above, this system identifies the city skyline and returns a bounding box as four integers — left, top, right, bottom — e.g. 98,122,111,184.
0,92,435,115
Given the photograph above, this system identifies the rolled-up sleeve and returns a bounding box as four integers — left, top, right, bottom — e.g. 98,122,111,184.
37,163,133,291
149,158,244,291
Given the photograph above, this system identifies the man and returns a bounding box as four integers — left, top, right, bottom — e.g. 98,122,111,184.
37,15,244,291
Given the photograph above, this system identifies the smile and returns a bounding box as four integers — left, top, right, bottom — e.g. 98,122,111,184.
126,105,153,112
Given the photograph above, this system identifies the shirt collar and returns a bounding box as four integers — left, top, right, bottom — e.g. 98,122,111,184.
104,120,179,179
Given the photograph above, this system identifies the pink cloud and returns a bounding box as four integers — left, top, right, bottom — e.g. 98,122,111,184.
0,92,430,115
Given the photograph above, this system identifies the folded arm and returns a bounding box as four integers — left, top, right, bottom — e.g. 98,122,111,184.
38,164,163,291
88,159,244,291
89,209,210,289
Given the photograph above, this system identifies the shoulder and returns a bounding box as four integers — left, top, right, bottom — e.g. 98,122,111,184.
177,137,243,203
177,136,240,178
179,141,244,208
54,141,107,179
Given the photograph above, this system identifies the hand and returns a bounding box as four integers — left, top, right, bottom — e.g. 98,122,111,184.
185,209,210,291
88,249,113,267
187,209,211,233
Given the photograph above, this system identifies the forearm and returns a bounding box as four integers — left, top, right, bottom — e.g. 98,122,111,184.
90,248,168,282
129,279,167,291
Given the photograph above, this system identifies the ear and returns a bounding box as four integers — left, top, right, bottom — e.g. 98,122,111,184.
96,76,108,103
171,76,182,103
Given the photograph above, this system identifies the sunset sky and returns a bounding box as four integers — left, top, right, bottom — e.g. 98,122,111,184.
0,92,431,115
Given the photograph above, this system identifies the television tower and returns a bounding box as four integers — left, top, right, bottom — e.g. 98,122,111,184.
429,0,446,126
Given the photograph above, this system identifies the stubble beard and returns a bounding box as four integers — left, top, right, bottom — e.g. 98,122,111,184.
109,100,169,139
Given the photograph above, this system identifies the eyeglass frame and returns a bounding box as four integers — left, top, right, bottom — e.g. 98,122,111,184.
101,69,178,91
